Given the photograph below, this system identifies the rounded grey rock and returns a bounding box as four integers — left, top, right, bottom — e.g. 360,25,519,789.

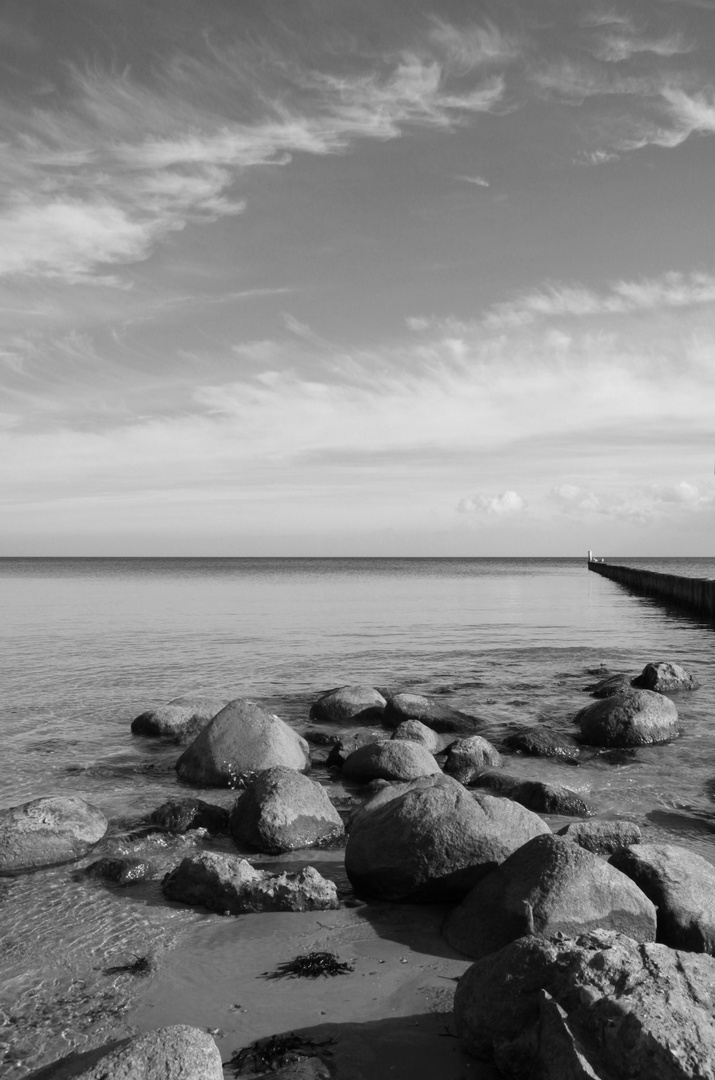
229,766,344,854
0,796,107,875
574,689,678,747
342,740,442,783
175,699,310,787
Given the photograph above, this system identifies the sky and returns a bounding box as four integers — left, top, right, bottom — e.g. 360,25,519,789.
1,0,715,556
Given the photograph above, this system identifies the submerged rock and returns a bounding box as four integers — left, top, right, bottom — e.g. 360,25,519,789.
83,857,154,886
344,773,549,902
175,699,310,787
574,689,678,747
443,833,656,960
162,851,339,913
466,768,592,817
325,731,381,769
229,767,344,854
0,796,107,875
442,736,502,782
342,740,441,783
583,673,633,698
632,662,700,693
147,798,229,834
453,929,715,1079
610,842,715,953
131,697,228,740
557,819,641,855
24,1024,223,1080
502,727,580,761
309,685,387,725
383,692,482,735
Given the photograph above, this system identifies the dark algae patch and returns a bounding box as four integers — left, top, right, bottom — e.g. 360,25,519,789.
262,951,355,980
225,1033,336,1075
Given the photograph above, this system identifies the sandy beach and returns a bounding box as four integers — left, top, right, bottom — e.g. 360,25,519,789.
128,892,496,1080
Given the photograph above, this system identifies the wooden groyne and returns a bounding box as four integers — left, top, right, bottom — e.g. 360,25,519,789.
587,555,715,619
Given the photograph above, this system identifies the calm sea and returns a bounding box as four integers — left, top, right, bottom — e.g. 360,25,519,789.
1,556,715,1075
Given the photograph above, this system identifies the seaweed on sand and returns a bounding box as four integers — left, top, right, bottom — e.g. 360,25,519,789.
262,951,354,980
101,953,153,976
225,1033,336,1075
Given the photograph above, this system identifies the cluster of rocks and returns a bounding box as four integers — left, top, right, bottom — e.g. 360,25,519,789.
7,657,710,1079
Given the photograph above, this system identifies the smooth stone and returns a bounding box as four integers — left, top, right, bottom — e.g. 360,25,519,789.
162,851,339,913
24,1024,223,1080
175,699,310,787
557,819,641,854
0,796,108,875
147,798,229,834
632,662,700,692
383,692,483,735
344,773,549,902
453,929,715,1079
342,740,442,783
228,766,344,854
390,719,449,754
574,689,678,747
309,685,387,725
442,735,502,782
502,727,580,761
130,697,228,739
443,833,656,960
610,842,715,953
466,768,593,817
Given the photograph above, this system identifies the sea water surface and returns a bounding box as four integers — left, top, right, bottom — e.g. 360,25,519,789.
1,556,715,1075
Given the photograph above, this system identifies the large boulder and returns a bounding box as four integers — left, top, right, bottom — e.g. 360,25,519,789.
147,798,229,834
574,689,678,747
342,740,441,783
162,851,339,913
229,767,344,854
0,796,107,874
632,662,700,693
175,699,310,787
24,1025,222,1080
466,768,592,817
442,736,501,782
131,696,228,740
309,685,387,725
383,693,482,735
557,819,641,855
443,833,656,960
502,727,580,761
344,774,549,902
453,929,715,1079
610,843,715,953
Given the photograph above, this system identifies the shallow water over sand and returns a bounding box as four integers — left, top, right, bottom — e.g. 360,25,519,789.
1,557,714,1076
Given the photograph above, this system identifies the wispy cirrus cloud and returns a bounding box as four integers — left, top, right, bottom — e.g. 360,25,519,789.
428,18,521,73
454,174,490,187
0,34,508,285
483,270,715,327
593,31,694,63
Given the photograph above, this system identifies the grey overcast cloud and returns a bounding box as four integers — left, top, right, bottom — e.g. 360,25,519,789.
1,0,714,555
